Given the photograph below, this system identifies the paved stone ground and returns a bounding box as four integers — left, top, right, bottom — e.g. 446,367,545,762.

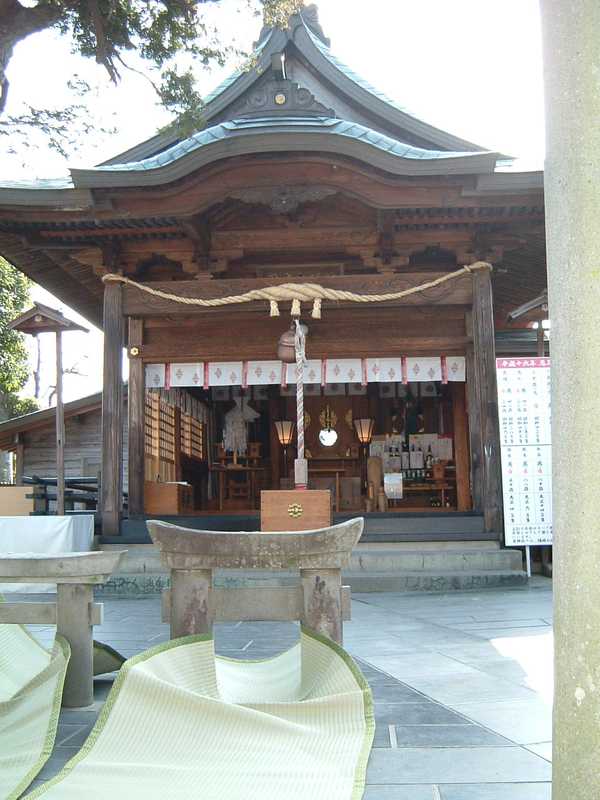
23,577,552,799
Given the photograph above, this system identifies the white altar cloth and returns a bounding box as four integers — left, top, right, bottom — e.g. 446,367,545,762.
0,515,94,593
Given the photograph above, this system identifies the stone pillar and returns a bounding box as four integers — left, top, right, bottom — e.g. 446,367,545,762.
170,569,213,639
540,2,600,794
101,282,124,536
56,583,94,708
300,568,343,644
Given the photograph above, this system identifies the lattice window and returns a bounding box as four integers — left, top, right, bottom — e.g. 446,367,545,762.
144,392,160,459
180,412,204,460
158,401,176,465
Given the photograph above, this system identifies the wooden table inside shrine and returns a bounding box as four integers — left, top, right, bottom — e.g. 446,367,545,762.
212,464,264,510
402,482,454,507
308,466,346,512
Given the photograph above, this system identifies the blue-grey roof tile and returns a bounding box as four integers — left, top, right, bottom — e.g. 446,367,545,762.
81,115,488,177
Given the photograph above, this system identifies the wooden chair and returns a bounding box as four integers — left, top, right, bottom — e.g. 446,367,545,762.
148,518,364,645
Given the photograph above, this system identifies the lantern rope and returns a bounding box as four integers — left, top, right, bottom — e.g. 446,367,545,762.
102,262,491,318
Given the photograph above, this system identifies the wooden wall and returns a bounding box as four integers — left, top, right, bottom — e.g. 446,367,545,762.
139,306,469,363
20,388,206,494
23,408,111,483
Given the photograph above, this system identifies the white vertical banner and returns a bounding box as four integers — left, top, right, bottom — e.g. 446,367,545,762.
496,358,552,546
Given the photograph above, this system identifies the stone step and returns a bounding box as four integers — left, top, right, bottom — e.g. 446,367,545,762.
97,543,526,597
97,567,527,597
101,544,521,575
344,570,528,593
350,548,522,572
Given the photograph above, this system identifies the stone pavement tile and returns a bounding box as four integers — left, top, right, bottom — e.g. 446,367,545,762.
363,786,435,799
375,702,469,726
404,673,537,705
452,700,552,745
366,746,551,784
439,782,552,799
452,618,550,629
372,726,391,748
55,722,94,748
463,626,551,639
525,742,552,761
362,653,485,679
392,723,513,748
369,683,428,703
58,706,100,725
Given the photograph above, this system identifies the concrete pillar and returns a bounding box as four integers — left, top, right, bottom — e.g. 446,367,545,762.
170,569,213,639
300,568,343,644
56,583,94,708
540,2,600,795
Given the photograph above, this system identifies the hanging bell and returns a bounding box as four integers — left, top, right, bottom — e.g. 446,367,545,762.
277,323,296,363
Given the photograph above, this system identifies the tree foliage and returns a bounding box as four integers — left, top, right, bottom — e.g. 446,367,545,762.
0,258,38,419
0,0,303,153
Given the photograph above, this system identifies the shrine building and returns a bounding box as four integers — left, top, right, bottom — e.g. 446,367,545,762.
0,6,547,543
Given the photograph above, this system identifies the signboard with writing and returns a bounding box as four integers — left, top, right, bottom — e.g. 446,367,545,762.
496,357,552,546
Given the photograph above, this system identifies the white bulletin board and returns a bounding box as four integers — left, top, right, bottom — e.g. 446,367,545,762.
496,358,552,547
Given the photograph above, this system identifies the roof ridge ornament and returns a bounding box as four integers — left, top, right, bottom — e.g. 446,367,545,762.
255,3,330,48
234,76,335,119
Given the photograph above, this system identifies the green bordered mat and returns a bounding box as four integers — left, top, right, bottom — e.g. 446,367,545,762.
0,624,70,800
25,628,374,799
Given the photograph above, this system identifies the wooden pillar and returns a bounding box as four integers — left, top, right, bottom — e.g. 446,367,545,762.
101,282,124,536
451,382,471,511
471,268,502,534
127,318,145,517
55,330,65,515
465,344,483,512
541,1,600,791
14,434,24,485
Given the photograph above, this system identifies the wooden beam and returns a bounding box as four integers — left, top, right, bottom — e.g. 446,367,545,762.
451,381,471,512
466,345,483,512
127,318,145,517
101,282,124,536
471,268,503,534
55,330,65,515
14,433,24,485
123,273,473,316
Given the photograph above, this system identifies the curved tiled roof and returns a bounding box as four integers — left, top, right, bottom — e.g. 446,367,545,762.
69,115,498,188
99,8,488,168
95,117,487,173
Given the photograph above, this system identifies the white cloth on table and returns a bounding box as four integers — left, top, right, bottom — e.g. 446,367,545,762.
0,515,94,593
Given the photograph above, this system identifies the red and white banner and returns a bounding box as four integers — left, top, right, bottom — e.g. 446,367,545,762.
208,362,243,387
145,364,166,388
366,358,403,383
150,356,466,388
406,357,442,382
323,358,363,385
169,363,204,388
246,361,283,386
285,360,323,385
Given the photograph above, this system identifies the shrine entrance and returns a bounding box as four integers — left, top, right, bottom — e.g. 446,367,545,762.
142,351,471,517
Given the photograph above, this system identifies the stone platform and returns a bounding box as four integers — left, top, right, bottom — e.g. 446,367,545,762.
98,540,527,597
